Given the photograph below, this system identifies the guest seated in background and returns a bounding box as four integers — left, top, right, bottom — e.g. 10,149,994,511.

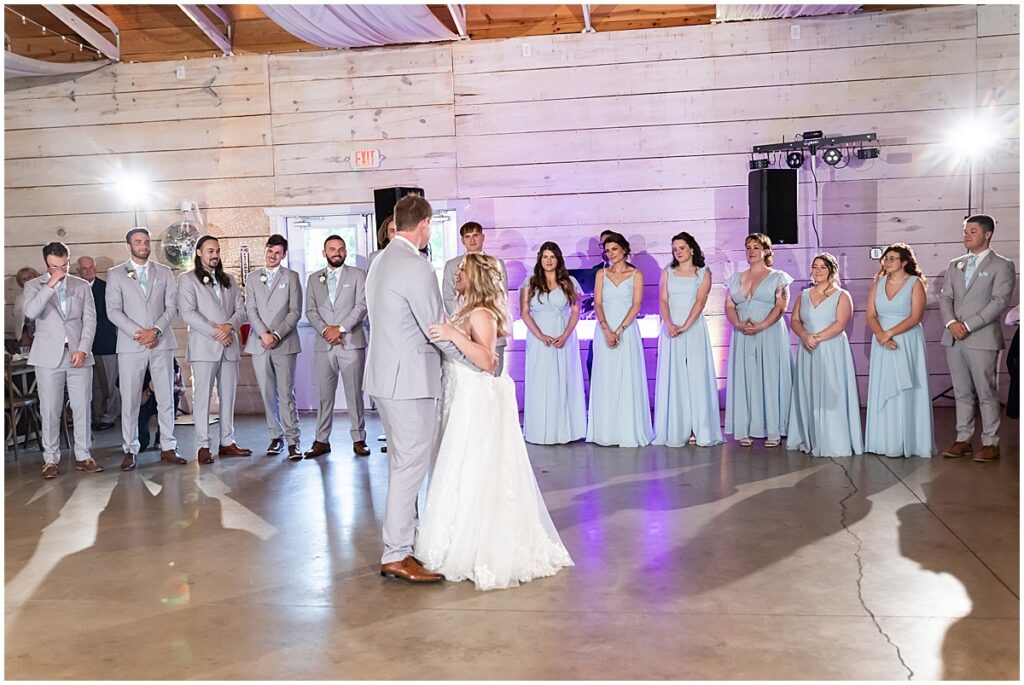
653,232,723,448
586,232,653,447
520,241,586,444
139,359,184,452
864,243,935,458
13,266,39,350
76,255,120,432
786,253,862,457
724,233,794,448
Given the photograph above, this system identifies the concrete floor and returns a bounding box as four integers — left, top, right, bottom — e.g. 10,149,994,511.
4,407,1018,680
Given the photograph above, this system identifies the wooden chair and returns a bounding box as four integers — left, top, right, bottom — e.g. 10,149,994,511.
5,354,42,461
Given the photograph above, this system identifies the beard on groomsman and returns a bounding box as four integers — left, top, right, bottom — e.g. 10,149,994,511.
244,234,304,461
939,214,1017,464
77,256,120,431
178,235,252,465
303,235,371,459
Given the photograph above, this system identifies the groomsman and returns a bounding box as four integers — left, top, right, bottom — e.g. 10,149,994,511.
76,255,119,431
442,221,508,375
244,234,304,460
24,242,102,478
178,235,252,464
939,214,1016,463
304,235,371,458
107,228,186,470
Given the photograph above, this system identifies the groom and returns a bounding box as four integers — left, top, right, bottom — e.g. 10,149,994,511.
365,194,486,583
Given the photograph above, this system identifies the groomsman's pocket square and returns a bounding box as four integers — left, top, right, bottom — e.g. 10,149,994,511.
278,283,287,289
343,283,353,288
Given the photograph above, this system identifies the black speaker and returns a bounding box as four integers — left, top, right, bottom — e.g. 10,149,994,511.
373,186,424,229
748,169,798,244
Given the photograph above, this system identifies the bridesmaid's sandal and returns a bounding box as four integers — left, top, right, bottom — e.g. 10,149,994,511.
764,438,781,448
739,437,754,447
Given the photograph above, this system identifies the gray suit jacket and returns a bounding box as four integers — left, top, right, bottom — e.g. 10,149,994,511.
365,238,461,400
178,271,245,363
105,260,178,353
442,252,508,348
24,274,96,369
305,265,368,351
244,267,303,356
939,250,1016,350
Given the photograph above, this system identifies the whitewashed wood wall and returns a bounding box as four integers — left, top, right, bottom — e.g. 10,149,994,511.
5,4,1019,412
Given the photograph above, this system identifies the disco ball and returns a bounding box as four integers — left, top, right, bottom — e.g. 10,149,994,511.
162,218,200,270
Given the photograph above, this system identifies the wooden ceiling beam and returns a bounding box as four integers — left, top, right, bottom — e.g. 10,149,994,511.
41,4,118,59
178,3,231,55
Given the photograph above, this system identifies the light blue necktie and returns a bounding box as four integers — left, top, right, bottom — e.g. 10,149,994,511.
328,270,338,302
964,254,978,286
57,281,68,315
213,282,223,303
138,266,148,295
265,269,276,289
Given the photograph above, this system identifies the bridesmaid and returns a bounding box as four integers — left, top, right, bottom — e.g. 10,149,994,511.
864,243,936,458
586,232,654,447
367,213,396,271
725,233,794,447
653,232,723,447
520,242,587,444
787,253,863,457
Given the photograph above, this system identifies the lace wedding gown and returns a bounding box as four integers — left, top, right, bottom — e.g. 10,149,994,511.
415,316,573,591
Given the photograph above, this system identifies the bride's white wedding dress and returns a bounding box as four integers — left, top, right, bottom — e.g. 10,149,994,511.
415,322,573,591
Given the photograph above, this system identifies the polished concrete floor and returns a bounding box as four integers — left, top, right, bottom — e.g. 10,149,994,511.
4,408,1019,680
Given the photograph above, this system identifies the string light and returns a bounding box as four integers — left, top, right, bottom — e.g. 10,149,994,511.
4,6,104,58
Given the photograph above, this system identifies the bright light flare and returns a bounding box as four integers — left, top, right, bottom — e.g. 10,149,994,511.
112,174,152,205
945,114,998,160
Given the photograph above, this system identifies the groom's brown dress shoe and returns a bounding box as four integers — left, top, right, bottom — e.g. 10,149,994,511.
160,450,187,465
219,443,253,457
121,452,138,471
353,440,371,457
380,556,445,583
304,441,331,459
197,447,215,465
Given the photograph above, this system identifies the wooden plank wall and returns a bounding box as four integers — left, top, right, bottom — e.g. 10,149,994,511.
5,4,1019,413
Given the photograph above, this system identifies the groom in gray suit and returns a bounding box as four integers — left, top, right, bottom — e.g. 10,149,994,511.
24,242,103,478
178,235,252,464
244,234,304,460
106,227,186,471
939,214,1016,463
304,235,371,459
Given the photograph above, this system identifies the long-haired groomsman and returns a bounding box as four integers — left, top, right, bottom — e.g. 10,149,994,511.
106,228,186,470
940,214,1017,463
24,242,102,478
178,235,252,464
304,235,371,459
244,234,304,460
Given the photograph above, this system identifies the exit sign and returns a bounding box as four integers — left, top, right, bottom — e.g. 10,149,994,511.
350,148,382,170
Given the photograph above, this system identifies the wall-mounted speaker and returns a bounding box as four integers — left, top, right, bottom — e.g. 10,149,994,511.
748,169,798,245
373,186,424,229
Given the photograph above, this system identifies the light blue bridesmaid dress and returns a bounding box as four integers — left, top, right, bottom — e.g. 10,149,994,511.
523,277,587,444
864,276,936,458
786,288,863,457
725,269,795,441
653,267,724,447
586,271,654,447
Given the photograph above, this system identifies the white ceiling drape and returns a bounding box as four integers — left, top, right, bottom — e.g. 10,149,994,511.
4,51,112,80
258,4,457,48
715,5,862,22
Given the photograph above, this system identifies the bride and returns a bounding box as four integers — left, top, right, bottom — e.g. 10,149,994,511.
417,253,573,591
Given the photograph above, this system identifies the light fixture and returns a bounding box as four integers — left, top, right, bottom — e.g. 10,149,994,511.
786,151,805,169
856,147,879,160
945,111,998,217
822,147,842,166
749,158,769,170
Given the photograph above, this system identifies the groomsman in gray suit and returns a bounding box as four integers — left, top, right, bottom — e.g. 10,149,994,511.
304,235,371,459
24,242,103,478
939,214,1017,463
442,221,509,375
106,227,186,471
178,235,252,464
366,194,494,583
244,234,304,460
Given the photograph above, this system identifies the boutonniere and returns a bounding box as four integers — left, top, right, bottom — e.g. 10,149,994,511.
956,260,966,271
127,269,137,279
318,274,327,284
202,275,212,285
259,274,269,284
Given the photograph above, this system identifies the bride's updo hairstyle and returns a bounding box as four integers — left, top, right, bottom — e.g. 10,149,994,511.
459,253,510,339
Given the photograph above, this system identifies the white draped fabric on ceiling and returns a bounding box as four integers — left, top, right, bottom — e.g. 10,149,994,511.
258,4,457,48
4,51,112,80
715,4,862,22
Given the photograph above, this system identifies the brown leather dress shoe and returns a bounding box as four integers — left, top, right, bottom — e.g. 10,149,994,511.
353,440,371,457
161,449,187,465
942,441,973,458
219,443,253,457
973,445,1001,463
197,447,215,465
121,452,138,471
41,463,59,479
287,445,303,461
380,556,445,583
304,440,331,459
266,438,284,455
75,458,104,473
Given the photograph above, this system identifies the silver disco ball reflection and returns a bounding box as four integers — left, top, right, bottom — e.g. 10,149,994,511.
162,219,200,270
